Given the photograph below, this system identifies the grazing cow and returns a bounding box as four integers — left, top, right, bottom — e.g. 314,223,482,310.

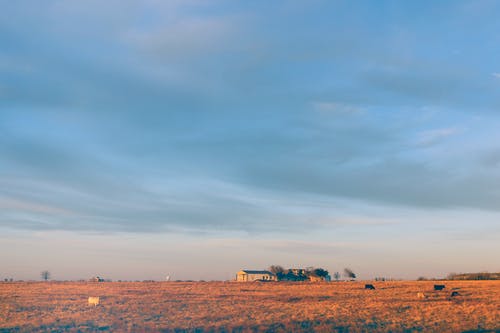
88,296,100,306
364,284,375,290
450,291,460,297
434,284,445,291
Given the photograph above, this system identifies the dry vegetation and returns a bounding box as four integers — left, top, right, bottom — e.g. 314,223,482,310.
1,281,499,332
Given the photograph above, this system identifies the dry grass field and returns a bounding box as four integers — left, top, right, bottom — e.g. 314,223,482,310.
1,281,499,332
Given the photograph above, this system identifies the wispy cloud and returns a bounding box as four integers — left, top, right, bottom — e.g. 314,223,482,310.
0,197,72,215
416,127,458,147
2,0,500,234
311,101,362,115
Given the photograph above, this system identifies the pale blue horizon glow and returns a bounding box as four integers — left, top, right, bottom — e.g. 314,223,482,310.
1,0,499,281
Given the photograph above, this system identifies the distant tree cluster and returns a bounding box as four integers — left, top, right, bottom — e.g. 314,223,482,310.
268,265,331,281
267,266,359,282
311,268,329,279
446,272,500,280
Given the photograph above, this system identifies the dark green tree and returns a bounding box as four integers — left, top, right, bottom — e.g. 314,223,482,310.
41,270,51,281
312,268,329,278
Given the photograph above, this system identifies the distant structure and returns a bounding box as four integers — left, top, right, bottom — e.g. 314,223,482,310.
89,276,104,282
290,268,305,276
165,275,171,282
307,274,331,282
236,270,276,282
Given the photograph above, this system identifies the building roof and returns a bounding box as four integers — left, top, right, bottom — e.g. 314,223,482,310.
240,270,274,275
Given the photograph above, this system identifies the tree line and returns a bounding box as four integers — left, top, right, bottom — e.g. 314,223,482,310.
445,272,500,280
268,266,356,281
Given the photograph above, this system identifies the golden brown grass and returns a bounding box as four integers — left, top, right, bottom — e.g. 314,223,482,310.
1,281,499,332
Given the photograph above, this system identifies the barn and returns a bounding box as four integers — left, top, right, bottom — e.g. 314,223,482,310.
236,270,276,282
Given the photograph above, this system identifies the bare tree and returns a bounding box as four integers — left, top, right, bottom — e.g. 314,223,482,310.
268,265,285,275
268,265,285,280
343,268,356,279
41,270,51,281
333,272,341,281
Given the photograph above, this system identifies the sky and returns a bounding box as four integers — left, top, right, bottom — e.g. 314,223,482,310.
1,0,499,281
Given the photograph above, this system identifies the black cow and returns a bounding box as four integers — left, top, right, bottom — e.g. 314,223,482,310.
365,284,375,290
450,291,460,297
434,284,445,291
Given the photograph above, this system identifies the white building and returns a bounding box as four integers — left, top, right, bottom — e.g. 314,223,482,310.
236,270,276,282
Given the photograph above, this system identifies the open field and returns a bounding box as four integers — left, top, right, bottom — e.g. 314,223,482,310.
1,281,499,332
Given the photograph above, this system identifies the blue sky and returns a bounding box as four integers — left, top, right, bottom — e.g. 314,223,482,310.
1,0,499,280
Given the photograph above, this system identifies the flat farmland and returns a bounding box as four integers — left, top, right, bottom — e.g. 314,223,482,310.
1,281,499,332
